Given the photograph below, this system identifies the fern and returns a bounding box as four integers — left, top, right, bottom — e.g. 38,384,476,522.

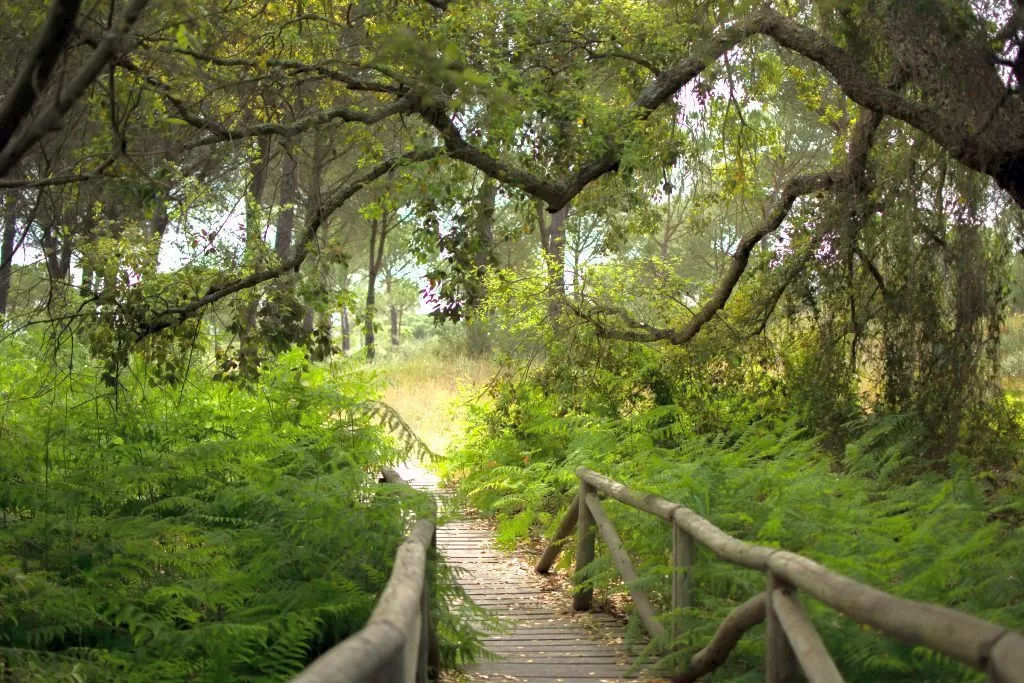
444,352,1024,681
0,341,481,681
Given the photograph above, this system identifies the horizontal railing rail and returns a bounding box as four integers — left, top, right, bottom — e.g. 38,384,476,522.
537,466,1024,682
291,468,437,683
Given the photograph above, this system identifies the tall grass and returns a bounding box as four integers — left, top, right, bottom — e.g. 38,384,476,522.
379,338,496,456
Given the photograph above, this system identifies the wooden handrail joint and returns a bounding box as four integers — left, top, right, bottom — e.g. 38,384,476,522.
546,467,1024,682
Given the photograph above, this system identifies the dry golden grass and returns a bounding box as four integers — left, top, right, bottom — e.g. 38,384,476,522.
380,349,496,456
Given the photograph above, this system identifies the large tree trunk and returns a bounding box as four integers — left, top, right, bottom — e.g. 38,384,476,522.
538,201,568,320
238,134,272,375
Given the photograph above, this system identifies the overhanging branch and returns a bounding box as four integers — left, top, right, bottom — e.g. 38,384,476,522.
134,146,441,337
0,0,84,154
578,102,884,345
184,94,417,149
583,171,833,344
0,0,152,179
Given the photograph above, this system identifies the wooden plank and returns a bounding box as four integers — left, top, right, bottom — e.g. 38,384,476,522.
771,589,844,683
465,663,630,676
584,492,664,637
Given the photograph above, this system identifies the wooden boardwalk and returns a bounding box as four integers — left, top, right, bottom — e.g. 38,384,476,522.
398,464,646,682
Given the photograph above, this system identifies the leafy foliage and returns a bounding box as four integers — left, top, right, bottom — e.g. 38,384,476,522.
440,279,1024,681
0,336,476,681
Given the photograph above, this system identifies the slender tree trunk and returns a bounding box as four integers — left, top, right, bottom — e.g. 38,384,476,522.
390,303,400,347
364,282,377,360
74,210,96,296
238,135,272,375
364,217,387,361
0,195,20,315
302,132,326,327
467,178,497,355
141,195,169,275
276,148,297,262
341,305,351,354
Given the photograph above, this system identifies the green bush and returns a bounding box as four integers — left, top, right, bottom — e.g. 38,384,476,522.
438,281,1024,681
0,336,475,681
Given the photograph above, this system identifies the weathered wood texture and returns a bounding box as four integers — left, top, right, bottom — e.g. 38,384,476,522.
765,573,798,683
291,518,433,683
673,592,766,683
559,466,1024,682
771,589,844,683
535,492,578,573
584,492,664,637
291,470,435,683
414,464,643,682
574,479,596,611
671,523,695,640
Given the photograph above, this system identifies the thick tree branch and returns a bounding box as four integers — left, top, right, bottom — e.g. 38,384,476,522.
582,104,883,345
671,593,767,683
593,171,834,344
0,0,152,179
995,6,1024,42
135,146,441,337
183,94,416,149
0,153,120,190
420,6,1024,210
854,246,887,296
419,104,567,207
162,47,403,93
0,0,84,153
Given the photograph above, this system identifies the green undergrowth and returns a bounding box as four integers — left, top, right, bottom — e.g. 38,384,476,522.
439,380,1024,681
0,335,483,681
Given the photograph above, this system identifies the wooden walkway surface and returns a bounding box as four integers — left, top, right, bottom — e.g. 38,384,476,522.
397,463,648,682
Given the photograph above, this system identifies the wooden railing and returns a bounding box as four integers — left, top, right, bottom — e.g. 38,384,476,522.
291,469,438,683
537,467,1024,683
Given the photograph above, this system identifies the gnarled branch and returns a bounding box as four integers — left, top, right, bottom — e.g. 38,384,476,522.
582,171,834,344
672,592,767,683
184,94,417,149
579,103,884,345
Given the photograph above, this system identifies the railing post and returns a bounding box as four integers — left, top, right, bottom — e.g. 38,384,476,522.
765,571,797,683
424,525,440,680
417,553,429,683
672,523,696,639
573,478,596,611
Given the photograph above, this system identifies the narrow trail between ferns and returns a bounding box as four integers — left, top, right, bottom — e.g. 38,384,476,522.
397,462,652,683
